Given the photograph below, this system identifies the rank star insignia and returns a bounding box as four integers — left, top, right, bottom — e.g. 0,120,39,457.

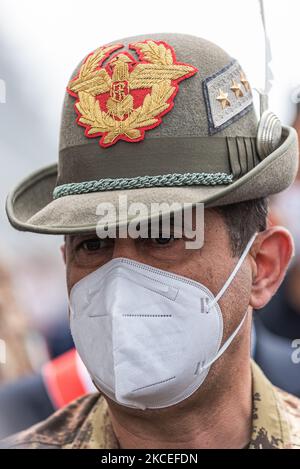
216,88,231,109
67,40,198,147
230,79,244,98
240,72,250,92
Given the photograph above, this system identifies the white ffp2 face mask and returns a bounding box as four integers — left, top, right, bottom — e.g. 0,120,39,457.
70,234,256,410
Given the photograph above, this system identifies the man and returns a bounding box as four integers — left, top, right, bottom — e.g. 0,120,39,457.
2,33,300,449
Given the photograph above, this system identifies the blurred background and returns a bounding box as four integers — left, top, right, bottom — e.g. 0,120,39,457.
0,0,300,438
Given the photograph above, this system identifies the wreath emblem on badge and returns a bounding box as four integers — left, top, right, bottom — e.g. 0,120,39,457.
67,40,198,148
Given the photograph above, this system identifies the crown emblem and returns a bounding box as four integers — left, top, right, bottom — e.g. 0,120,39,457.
67,40,197,147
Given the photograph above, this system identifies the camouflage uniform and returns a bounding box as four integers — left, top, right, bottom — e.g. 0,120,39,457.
1,361,300,449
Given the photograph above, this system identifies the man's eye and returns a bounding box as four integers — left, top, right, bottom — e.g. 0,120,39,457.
152,235,175,246
79,239,103,252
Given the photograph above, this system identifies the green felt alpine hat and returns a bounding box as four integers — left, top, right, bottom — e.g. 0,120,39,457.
6,33,299,234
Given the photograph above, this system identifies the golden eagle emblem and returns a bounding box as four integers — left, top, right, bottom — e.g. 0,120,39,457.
67,40,198,147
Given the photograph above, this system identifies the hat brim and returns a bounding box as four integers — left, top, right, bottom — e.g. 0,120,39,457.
6,126,299,235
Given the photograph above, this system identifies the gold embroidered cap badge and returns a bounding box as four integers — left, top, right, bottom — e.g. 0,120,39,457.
67,40,198,147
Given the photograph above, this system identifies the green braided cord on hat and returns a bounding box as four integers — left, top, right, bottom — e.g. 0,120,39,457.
53,172,233,199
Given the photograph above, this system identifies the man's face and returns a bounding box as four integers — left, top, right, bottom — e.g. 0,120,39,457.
64,208,253,350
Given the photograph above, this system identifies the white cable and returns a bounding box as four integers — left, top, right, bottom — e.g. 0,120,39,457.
258,0,274,113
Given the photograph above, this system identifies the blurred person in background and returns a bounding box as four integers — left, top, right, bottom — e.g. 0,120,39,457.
0,256,49,437
11,252,73,360
0,251,74,437
254,95,300,397
0,258,33,383
0,348,94,438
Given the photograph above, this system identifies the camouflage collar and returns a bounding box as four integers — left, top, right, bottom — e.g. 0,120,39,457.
249,361,290,449
64,394,119,449
69,361,298,449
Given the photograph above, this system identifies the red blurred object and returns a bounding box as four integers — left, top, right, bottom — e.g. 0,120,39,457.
42,349,86,409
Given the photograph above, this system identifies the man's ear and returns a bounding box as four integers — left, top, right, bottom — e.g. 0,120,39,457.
60,236,67,264
249,227,294,310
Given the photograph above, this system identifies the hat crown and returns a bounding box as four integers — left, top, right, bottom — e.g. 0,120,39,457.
6,34,298,235
59,33,257,153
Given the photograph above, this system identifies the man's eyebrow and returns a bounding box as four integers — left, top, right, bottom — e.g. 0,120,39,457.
68,234,96,246
66,220,182,244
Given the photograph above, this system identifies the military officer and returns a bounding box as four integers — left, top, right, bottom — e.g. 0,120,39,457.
2,33,300,449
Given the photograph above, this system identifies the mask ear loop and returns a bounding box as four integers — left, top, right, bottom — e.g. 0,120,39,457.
199,232,257,374
200,305,249,374
206,232,257,312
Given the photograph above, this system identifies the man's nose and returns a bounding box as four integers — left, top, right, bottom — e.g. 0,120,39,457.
112,238,140,262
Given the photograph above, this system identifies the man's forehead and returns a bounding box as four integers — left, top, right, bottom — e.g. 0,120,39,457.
64,209,220,247
64,208,218,247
